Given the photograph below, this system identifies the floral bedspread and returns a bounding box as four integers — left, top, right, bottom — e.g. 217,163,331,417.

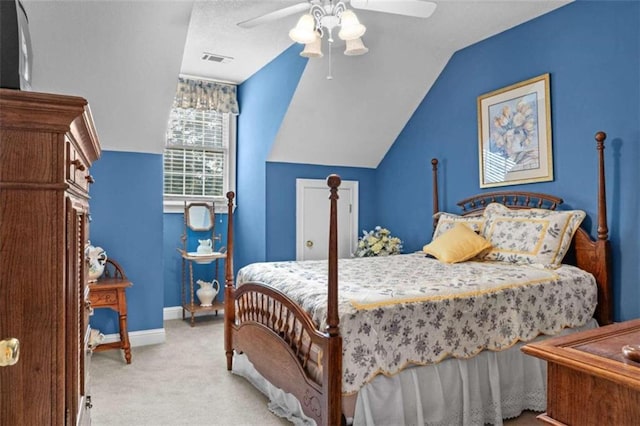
236,253,597,394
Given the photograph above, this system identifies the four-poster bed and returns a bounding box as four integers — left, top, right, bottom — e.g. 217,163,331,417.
221,132,613,425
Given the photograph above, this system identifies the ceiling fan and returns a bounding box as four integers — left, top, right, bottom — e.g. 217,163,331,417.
237,0,437,29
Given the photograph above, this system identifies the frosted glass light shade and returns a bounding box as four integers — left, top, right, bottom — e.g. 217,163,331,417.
300,34,323,58
338,10,366,40
344,37,368,56
289,14,317,44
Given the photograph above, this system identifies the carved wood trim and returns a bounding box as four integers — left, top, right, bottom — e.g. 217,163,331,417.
232,324,325,425
232,283,330,424
456,191,563,215
101,258,126,280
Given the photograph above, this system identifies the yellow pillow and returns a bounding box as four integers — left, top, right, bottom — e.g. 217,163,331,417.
423,223,492,263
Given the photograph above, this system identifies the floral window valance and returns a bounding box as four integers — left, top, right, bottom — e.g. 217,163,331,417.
173,77,239,115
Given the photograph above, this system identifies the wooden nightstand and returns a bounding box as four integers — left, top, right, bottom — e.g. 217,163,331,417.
522,319,640,425
89,259,133,364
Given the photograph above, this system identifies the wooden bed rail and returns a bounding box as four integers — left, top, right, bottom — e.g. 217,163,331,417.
430,131,612,325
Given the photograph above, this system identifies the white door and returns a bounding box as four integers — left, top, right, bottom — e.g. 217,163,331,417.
296,179,358,261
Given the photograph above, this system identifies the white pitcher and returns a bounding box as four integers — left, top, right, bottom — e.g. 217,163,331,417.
196,279,219,307
196,239,213,254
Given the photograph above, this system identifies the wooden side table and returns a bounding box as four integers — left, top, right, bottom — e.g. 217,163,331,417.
522,319,640,425
89,259,133,363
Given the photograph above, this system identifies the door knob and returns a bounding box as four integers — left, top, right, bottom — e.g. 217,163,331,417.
0,337,20,367
306,240,314,248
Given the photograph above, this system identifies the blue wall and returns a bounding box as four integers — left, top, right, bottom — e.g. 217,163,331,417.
376,1,639,321
265,162,377,261
235,44,308,270
89,151,164,334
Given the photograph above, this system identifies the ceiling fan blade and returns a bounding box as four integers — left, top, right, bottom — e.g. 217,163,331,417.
237,2,311,29
350,0,437,18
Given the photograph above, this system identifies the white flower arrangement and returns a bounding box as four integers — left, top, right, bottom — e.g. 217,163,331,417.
354,226,403,257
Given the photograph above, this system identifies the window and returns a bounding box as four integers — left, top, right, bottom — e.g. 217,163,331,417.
163,108,235,213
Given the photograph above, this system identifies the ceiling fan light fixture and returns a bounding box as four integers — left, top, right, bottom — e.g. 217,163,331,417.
338,10,366,41
300,33,323,58
289,14,317,44
239,0,437,78
344,37,368,56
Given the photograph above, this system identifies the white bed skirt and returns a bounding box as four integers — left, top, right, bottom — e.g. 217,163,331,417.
232,319,597,426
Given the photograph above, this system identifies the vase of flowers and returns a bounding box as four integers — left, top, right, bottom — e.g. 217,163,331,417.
354,226,403,257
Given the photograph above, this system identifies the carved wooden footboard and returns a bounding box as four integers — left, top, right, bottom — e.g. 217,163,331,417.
223,177,343,426
232,284,330,423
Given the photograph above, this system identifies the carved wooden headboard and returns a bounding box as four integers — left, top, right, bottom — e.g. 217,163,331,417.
430,132,612,325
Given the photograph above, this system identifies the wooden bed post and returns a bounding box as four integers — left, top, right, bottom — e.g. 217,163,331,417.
594,131,613,324
325,174,342,426
224,191,235,370
431,158,439,231
595,131,609,241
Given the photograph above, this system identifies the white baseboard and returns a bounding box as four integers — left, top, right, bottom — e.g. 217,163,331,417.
101,327,165,347
98,307,225,347
163,305,224,321
163,306,185,321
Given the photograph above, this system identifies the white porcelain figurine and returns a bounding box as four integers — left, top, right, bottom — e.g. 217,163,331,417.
85,242,107,282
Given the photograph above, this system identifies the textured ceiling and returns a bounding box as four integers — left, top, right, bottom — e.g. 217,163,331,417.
21,1,571,159
180,1,304,84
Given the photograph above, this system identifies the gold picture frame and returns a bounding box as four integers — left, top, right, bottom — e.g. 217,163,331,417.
477,73,553,188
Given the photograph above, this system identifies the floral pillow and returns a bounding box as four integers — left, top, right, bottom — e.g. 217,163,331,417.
433,212,484,239
479,203,586,268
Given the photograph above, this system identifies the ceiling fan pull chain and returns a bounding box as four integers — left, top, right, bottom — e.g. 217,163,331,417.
327,38,333,80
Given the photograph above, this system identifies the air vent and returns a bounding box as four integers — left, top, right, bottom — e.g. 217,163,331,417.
201,52,233,64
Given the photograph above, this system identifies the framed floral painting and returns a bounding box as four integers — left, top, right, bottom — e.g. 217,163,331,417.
477,73,553,188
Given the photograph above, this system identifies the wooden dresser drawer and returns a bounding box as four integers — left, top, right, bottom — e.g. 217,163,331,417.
67,140,93,192
90,288,118,307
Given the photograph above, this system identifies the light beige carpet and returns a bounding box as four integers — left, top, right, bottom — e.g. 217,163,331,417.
90,317,541,425
91,316,288,426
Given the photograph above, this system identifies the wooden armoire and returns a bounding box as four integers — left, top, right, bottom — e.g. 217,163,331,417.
0,89,101,425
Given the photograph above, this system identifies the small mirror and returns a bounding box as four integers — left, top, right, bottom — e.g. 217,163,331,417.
186,202,214,231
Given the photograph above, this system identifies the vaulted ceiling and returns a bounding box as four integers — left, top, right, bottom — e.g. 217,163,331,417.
23,1,570,166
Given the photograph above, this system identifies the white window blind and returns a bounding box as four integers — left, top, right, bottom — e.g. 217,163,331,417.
164,108,230,199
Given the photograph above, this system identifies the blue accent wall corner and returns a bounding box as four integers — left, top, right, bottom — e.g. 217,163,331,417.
89,151,164,334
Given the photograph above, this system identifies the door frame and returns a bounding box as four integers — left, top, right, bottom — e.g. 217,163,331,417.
295,178,359,261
